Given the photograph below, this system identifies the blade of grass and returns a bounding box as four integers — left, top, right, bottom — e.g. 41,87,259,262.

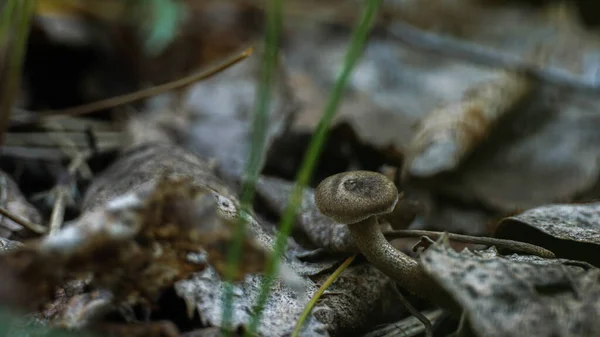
219,0,283,335
291,255,356,337
0,0,35,146
244,0,382,335
0,1,18,41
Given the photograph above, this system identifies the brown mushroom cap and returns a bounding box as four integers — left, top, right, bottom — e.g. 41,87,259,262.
315,171,399,224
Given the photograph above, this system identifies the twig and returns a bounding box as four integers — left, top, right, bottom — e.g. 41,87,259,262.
4,131,123,147
0,146,88,160
360,309,442,337
0,206,46,234
382,229,555,258
391,283,433,337
291,254,356,337
48,182,69,236
386,21,600,93
47,150,87,236
12,46,254,126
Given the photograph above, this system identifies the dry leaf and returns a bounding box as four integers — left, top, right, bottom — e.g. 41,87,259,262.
495,202,600,267
404,72,533,178
0,175,268,316
175,268,327,337
312,264,406,336
0,170,44,239
420,239,600,337
82,143,236,212
0,237,23,253
136,47,297,190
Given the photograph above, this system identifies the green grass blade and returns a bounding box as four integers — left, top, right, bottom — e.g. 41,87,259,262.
0,0,35,145
0,0,18,42
219,0,283,335
245,0,382,335
291,255,356,337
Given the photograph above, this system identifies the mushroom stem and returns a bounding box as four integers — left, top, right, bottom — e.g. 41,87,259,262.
348,217,452,307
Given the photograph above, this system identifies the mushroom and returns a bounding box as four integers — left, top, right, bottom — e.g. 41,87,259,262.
315,170,452,307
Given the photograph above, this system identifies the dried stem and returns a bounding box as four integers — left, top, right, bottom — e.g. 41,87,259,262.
382,229,555,258
391,283,433,337
0,206,46,234
13,47,254,126
48,184,69,236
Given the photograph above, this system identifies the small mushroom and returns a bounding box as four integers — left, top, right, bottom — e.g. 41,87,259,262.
315,171,451,307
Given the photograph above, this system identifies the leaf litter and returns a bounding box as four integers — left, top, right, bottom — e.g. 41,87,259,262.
5,0,600,336
420,238,600,337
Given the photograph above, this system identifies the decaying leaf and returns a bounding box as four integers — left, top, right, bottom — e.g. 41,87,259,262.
52,288,112,330
82,143,236,211
495,202,600,267
0,175,268,317
405,72,533,178
0,237,23,253
420,239,600,337
311,264,406,337
136,46,297,190
175,267,327,337
0,170,44,239
37,279,90,327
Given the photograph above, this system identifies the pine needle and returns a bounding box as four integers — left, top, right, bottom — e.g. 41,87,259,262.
291,255,356,337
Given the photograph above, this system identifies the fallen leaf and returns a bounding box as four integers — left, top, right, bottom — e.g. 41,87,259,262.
0,170,44,239
420,239,600,337
312,263,406,336
174,267,327,337
0,237,23,253
404,72,533,178
495,202,600,267
134,47,297,189
81,143,236,212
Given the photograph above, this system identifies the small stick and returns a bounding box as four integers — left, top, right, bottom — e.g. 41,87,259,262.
382,229,555,258
49,152,88,235
0,206,46,234
391,283,433,337
13,47,254,126
48,182,69,236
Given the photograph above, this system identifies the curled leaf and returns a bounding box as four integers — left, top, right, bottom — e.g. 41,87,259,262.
420,238,599,337
406,72,533,177
495,202,600,267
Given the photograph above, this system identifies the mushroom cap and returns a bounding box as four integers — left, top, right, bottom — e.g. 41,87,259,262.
315,171,399,224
